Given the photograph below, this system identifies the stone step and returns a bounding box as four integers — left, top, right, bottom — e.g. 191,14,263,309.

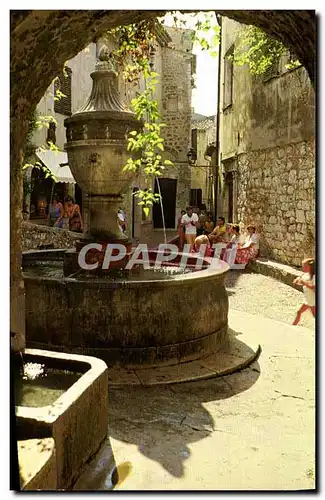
247,258,303,291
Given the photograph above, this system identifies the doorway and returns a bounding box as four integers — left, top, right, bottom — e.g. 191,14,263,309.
153,178,177,229
190,188,202,208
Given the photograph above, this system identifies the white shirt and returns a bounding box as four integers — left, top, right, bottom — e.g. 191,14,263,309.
301,273,315,306
243,233,259,250
118,212,125,233
181,213,199,235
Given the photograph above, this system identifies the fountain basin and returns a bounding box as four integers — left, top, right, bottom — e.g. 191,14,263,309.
23,250,229,368
15,349,108,490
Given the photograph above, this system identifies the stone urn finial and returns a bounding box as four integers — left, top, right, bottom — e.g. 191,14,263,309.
64,46,141,241
95,45,118,75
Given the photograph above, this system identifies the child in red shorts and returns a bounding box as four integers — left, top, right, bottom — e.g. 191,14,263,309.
292,258,315,325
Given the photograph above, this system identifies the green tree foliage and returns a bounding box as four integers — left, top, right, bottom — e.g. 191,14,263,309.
107,21,174,217
107,20,156,83
23,109,38,162
230,25,299,75
163,11,299,74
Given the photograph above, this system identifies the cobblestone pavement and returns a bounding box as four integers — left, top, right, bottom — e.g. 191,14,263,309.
74,308,315,491
225,270,315,330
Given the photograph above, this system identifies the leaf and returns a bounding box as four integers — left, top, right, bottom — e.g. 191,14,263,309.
164,159,173,166
143,207,150,218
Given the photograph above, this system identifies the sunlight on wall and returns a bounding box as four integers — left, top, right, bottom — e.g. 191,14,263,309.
162,11,218,116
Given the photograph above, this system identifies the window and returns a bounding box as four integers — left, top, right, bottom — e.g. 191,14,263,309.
191,54,197,75
263,58,279,82
166,96,178,112
190,189,202,208
223,46,234,109
54,66,72,115
191,128,197,152
46,122,56,146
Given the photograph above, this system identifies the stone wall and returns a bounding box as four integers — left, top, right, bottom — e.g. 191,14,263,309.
21,222,83,251
237,138,315,267
220,17,315,267
122,26,194,239
162,28,193,163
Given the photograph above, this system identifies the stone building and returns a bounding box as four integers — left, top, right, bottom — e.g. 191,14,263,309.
219,18,315,267
24,43,98,221
121,25,194,243
190,114,216,212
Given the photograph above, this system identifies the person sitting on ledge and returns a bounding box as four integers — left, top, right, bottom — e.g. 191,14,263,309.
65,196,83,233
208,216,227,245
233,224,259,266
203,213,214,235
220,224,241,265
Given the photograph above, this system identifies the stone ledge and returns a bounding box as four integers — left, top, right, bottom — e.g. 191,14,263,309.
247,258,303,291
21,222,85,251
104,327,261,387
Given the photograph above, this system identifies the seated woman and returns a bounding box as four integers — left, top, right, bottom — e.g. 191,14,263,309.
220,224,241,265
224,222,234,242
65,196,83,233
234,225,259,266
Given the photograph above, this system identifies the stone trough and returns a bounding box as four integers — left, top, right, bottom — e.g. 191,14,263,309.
15,349,108,490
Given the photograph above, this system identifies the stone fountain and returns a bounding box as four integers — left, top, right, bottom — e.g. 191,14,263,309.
22,47,231,369
63,46,141,273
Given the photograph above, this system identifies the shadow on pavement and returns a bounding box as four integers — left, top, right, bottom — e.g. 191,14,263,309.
108,360,260,479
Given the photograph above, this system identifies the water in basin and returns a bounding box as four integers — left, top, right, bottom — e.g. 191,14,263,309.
23,261,196,281
14,362,83,407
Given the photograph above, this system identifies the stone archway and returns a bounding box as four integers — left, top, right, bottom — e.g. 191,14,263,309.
10,10,316,344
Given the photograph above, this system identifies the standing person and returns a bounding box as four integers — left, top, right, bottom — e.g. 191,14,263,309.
292,258,315,325
177,210,186,249
118,208,126,233
181,206,199,252
117,210,126,234
65,196,83,233
47,196,64,228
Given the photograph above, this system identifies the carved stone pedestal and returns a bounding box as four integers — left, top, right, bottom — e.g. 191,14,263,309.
63,239,133,276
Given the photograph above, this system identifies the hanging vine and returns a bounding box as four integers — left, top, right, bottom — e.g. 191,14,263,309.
106,20,174,217
230,25,300,75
